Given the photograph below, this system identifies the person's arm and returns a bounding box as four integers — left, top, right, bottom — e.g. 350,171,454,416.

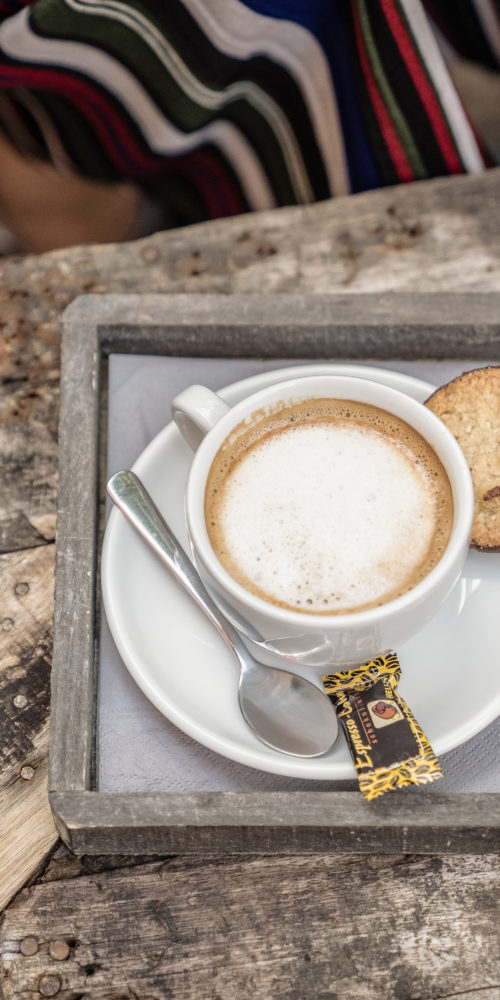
0,130,143,252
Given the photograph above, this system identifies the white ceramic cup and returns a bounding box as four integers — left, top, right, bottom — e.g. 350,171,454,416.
171,374,473,674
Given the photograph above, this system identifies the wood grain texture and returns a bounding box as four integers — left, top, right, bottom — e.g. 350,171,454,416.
0,546,58,910
1,853,500,999
49,788,500,856
49,323,100,795
66,289,500,358
0,749,56,914
0,546,55,769
0,372,58,555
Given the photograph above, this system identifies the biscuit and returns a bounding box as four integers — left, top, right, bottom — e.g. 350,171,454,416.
425,366,500,550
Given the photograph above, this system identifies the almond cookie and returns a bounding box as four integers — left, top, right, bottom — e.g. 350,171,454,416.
425,366,500,550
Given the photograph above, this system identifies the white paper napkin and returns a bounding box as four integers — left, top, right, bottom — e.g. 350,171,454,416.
98,354,500,794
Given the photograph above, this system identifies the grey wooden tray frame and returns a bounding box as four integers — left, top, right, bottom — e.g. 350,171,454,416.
50,292,500,855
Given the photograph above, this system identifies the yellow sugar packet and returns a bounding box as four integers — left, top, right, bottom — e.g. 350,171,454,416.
322,650,442,801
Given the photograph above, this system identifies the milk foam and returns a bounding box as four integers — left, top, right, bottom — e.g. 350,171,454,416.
206,414,448,614
205,399,453,614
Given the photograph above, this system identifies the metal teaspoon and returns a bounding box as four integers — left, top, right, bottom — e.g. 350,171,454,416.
107,470,338,758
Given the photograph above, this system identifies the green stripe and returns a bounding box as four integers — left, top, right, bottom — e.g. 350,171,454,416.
396,1,464,168
30,0,311,202
357,0,427,179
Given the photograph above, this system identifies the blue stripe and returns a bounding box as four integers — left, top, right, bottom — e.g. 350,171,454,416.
240,0,380,191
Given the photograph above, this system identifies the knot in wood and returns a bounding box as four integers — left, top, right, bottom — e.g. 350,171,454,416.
38,973,62,997
20,936,38,956
14,581,30,597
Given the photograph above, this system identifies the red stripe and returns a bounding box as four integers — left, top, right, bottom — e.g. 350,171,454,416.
0,63,160,173
0,65,244,216
380,0,463,173
351,1,414,183
0,1,35,12
172,148,244,217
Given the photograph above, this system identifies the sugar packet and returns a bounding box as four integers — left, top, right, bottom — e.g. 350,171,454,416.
322,650,442,800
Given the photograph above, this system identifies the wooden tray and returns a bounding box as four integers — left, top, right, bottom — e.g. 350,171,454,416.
50,292,500,854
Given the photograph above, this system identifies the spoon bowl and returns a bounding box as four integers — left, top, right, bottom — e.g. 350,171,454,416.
107,470,338,758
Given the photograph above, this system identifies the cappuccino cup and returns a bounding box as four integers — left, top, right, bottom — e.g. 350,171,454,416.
172,374,473,674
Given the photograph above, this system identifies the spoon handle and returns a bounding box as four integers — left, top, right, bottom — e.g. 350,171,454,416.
107,470,246,657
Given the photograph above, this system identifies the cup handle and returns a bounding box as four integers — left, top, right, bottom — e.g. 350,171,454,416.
171,384,230,451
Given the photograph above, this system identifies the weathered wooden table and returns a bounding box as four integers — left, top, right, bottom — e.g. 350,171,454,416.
1,170,500,999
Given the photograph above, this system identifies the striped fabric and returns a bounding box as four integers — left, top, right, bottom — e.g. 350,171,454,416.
0,0,495,226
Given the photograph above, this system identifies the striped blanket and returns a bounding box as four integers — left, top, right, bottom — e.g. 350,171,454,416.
0,0,497,225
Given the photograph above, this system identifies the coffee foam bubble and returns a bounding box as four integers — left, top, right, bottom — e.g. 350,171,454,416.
205,400,453,615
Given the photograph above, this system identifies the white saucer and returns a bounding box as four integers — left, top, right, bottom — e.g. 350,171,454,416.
101,363,500,780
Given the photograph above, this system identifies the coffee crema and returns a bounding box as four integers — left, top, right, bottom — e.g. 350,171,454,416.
204,398,454,615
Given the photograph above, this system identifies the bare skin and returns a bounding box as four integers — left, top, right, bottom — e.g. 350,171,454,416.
0,130,145,252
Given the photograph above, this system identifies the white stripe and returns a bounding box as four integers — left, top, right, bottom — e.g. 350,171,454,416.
0,8,276,210
63,0,314,202
400,0,484,173
185,0,350,196
472,0,500,63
